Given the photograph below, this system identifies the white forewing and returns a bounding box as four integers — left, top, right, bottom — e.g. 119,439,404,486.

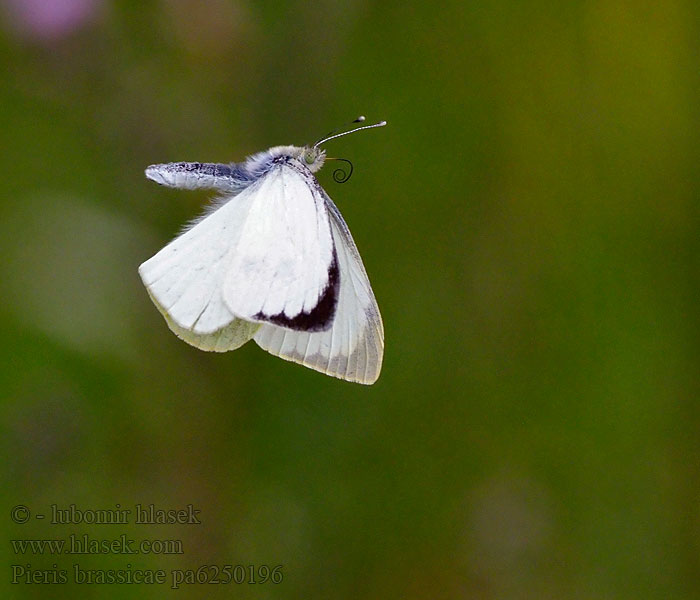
253,193,384,384
222,163,336,330
138,179,259,335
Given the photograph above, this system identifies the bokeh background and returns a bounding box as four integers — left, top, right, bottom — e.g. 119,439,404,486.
1,0,698,598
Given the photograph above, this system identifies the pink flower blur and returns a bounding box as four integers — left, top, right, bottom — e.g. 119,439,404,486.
3,0,103,41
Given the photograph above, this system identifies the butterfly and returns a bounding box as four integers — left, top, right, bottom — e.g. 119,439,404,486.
138,117,386,384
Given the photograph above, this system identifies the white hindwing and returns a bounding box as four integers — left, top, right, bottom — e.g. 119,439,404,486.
222,162,336,330
253,192,384,384
147,288,260,352
138,176,262,336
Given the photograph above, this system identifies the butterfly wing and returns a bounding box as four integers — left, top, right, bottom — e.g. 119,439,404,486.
222,161,338,332
150,290,260,352
138,177,261,336
253,191,384,384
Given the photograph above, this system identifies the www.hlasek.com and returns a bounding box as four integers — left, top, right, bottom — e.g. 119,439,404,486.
12,564,284,588
12,534,182,556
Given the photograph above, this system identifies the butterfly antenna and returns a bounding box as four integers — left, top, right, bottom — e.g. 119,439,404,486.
313,116,364,146
314,117,386,148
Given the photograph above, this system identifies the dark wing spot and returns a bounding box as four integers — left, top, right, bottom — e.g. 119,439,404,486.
255,250,339,332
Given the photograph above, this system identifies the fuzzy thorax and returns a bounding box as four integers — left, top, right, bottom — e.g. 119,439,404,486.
253,145,326,173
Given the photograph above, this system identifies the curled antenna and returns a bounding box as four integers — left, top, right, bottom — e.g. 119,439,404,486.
314,118,386,148
326,158,354,183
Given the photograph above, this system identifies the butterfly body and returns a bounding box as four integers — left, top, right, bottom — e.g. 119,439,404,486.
144,145,326,193
140,126,384,384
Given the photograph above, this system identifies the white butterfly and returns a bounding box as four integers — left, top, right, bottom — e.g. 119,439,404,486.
139,117,386,384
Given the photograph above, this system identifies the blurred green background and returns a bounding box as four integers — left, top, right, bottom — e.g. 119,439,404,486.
1,0,698,598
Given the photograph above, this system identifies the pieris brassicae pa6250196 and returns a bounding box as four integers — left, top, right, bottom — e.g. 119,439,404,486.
139,117,386,384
